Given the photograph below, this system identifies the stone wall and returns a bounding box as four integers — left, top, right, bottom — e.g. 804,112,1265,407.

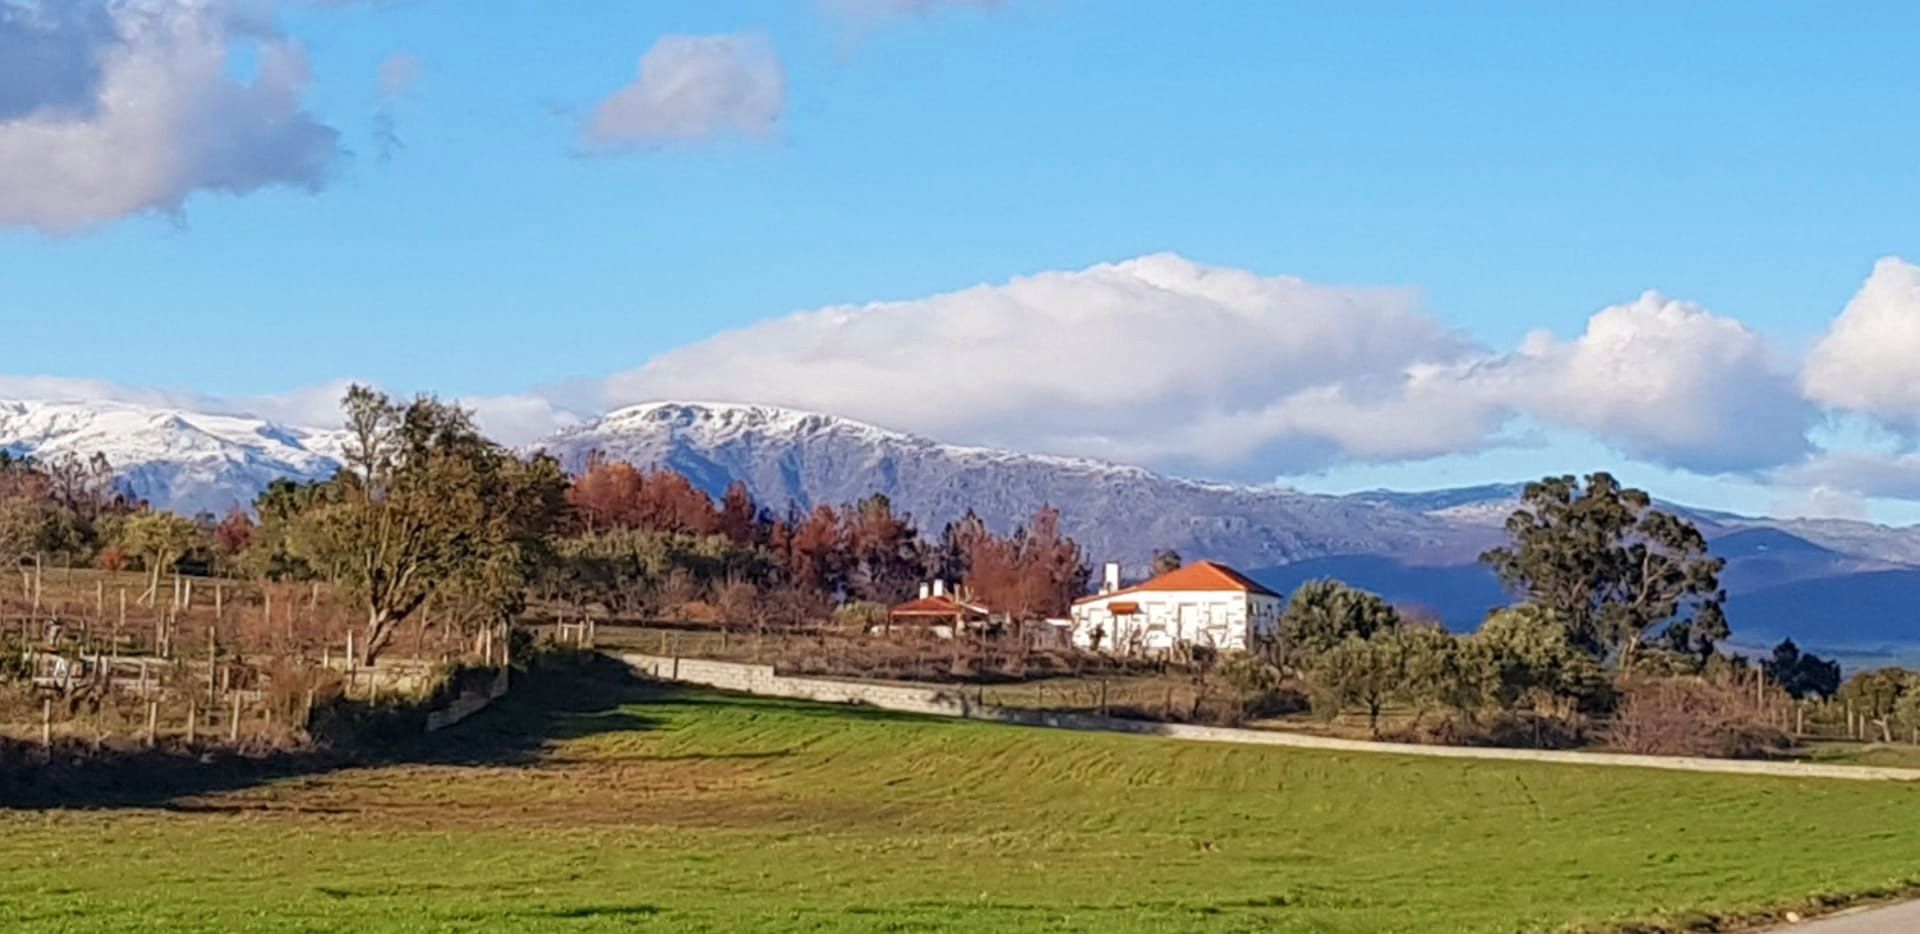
617,652,1920,783
424,665,511,733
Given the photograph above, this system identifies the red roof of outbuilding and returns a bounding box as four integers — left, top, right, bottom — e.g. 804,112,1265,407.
1072,560,1279,606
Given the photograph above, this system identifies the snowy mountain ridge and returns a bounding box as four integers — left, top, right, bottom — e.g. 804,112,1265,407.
0,399,346,516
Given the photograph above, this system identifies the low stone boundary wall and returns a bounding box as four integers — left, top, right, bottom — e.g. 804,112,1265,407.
425,666,510,733
617,652,1920,783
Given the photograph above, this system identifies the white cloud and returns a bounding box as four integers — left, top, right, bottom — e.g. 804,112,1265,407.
582,34,784,151
1487,292,1814,472
589,255,1820,479
0,374,353,429
458,394,583,447
1803,257,1920,432
0,0,342,233
1774,451,1920,503
596,254,1500,475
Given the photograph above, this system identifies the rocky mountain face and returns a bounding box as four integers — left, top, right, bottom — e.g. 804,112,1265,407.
8,397,1918,660
530,402,1508,570
533,403,1920,660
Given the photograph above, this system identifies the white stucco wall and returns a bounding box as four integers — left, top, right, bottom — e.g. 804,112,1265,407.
1070,590,1280,653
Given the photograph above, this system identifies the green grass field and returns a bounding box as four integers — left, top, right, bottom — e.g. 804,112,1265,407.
4,662,1920,933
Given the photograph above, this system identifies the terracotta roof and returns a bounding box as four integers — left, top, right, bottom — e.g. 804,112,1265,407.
1072,560,1279,606
890,595,990,617
1106,601,1141,615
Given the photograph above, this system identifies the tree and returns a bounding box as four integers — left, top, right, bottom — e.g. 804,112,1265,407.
1763,639,1841,700
117,511,205,604
1276,579,1401,664
1480,473,1726,666
1312,634,1407,735
842,494,925,604
960,505,1090,620
1150,549,1183,576
1467,606,1610,716
1394,626,1476,724
276,387,566,663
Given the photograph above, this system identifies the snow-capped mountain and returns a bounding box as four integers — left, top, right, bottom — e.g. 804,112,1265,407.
533,401,1510,568
0,399,345,516
9,396,1920,659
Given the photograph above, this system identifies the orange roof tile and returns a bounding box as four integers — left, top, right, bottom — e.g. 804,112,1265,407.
1072,560,1279,605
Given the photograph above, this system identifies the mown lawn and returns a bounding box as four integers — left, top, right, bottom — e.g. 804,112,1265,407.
3,663,1919,933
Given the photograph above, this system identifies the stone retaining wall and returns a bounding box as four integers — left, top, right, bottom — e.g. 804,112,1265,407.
425,666,511,733
617,652,1920,783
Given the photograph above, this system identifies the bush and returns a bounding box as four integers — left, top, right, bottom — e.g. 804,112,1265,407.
832,601,891,632
1605,676,1790,759
1384,711,1590,750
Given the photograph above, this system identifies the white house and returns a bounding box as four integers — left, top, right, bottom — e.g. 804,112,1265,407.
1070,560,1282,655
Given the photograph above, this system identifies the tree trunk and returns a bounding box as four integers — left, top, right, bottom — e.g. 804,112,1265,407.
362,608,399,665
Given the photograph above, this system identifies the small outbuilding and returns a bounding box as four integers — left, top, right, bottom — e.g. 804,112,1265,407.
885,581,991,639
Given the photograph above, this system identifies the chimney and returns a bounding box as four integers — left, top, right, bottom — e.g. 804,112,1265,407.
920,582,931,600
933,579,947,597
1102,562,1121,594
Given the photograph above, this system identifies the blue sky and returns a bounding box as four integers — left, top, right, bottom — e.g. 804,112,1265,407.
5,1,1920,521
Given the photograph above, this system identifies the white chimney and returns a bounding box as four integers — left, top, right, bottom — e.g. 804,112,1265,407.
920,582,931,599
1102,562,1121,594
933,579,947,597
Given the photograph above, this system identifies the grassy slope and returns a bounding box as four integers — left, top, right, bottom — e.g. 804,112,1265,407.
4,666,1919,933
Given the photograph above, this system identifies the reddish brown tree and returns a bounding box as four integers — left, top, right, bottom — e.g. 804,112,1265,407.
212,507,255,558
719,481,759,546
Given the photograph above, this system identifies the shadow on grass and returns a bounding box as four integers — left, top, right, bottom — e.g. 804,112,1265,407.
0,653,666,812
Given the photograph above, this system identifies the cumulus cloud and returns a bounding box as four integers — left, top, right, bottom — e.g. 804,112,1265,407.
582,34,784,150
1488,293,1814,472
587,255,1819,479
1803,258,1920,432
1773,451,1920,502
597,254,1495,474
0,1,114,121
0,0,343,233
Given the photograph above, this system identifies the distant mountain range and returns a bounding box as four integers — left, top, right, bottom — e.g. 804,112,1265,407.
5,397,1917,663
0,400,345,517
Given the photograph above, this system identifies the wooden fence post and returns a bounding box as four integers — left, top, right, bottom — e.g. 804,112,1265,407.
146,701,158,747
228,692,240,742
186,700,197,744
41,698,52,749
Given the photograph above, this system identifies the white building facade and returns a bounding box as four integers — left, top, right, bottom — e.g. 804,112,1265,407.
1069,561,1282,655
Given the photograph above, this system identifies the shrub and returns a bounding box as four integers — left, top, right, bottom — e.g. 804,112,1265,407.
1605,675,1790,759
832,601,891,632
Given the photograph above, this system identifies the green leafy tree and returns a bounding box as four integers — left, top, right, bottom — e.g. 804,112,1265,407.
1762,639,1842,700
1480,473,1727,666
117,511,205,605
1394,625,1479,723
1838,668,1910,722
0,497,53,568
1467,606,1610,716
1311,633,1411,735
1277,579,1402,665
277,387,566,663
